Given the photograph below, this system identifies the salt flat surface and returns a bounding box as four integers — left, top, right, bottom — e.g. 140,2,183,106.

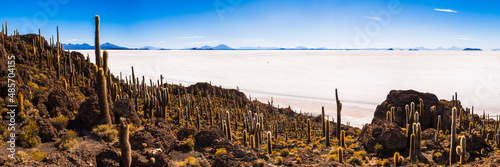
76,50,500,127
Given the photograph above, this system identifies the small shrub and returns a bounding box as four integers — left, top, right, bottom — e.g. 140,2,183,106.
185,138,195,151
281,148,290,157
433,152,442,161
28,150,46,161
296,157,302,164
328,154,337,161
128,123,137,133
254,159,266,167
347,156,363,166
176,156,199,167
313,149,320,155
354,150,367,159
375,159,389,166
215,148,227,156
374,143,383,153
92,124,118,142
275,156,283,164
53,115,69,130
19,120,41,148
58,130,78,150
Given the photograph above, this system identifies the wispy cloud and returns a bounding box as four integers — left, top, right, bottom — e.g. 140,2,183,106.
190,41,217,45
454,36,483,41
434,8,458,13
65,39,78,42
364,16,381,21
176,36,205,39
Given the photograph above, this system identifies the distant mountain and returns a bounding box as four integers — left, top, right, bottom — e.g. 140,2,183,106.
63,43,94,50
134,46,169,50
63,42,129,50
463,48,482,51
190,44,235,50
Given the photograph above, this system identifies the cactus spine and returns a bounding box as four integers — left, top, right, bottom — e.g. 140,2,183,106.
336,89,342,141
119,119,131,167
267,131,272,154
450,107,457,165
456,136,469,164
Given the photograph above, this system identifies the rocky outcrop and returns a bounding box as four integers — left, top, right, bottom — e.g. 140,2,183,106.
358,119,407,154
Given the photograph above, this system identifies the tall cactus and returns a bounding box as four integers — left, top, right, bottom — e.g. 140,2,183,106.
119,119,131,167
456,136,469,164
340,130,345,148
94,15,101,67
226,111,231,141
307,118,311,143
409,133,416,162
326,119,330,147
267,131,272,154
103,50,109,75
322,106,325,137
243,129,248,147
450,107,457,165
335,88,342,141
97,68,111,125
435,115,441,142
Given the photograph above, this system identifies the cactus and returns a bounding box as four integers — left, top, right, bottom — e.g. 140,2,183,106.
386,110,392,123
196,108,200,130
419,98,424,121
326,119,330,147
469,122,473,134
409,133,415,162
18,93,24,114
97,68,111,125
250,135,255,149
243,129,248,147
450,107,457,165
255,123,260,149
435,115,441,142
226,111,231,141
391,107,395,124
322,106,325,137
338,147,344,163
267,131,272,154
495,132,500,148
340,130,345,148
456,136,469,164
103,50,108,75
307,118,311,143
335,88,342,141
394,152,403,166
119,119,131,167
94,15,101,67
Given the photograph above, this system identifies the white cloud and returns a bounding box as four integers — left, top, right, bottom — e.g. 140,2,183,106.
176,36,205,39
65,39,78,42
454,36,483,41
364,16,381,21
434,8,458,13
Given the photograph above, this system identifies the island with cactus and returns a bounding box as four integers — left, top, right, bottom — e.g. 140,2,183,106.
0,16,499,167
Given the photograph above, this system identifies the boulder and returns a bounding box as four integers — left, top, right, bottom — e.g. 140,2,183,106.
194,126,225,147
111,98,140,125
358,119,407,154
45,86,78,119
373,90,458,131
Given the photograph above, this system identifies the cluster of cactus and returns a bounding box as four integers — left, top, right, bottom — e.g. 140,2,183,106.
386,107,394,123
394,152,403,166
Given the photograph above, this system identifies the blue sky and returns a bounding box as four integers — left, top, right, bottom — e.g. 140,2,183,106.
1,0,499,49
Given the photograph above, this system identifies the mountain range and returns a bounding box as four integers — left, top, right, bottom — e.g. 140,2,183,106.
63,43,490,51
